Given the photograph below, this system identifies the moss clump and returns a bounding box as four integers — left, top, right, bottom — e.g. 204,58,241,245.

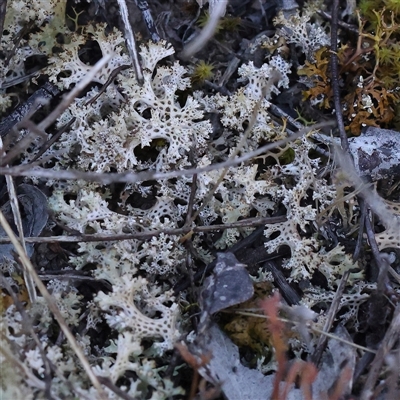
191,59,215,84
299,5,400,134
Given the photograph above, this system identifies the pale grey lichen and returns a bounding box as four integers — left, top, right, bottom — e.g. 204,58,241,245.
263,137,361,285
274,7,330,60
1,1,366,397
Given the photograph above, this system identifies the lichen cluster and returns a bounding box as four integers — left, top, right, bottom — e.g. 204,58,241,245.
1,0,400,398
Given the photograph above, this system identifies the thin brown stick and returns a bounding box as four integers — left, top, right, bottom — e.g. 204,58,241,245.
353,198,367,262
85,65,130,106
0,215,287,244
311,270,350,366
97,377,136,400
364,212,398,290
0,121,334,185
360,305,400,400
185,173,198,228
0,209,107,399
5,175,36,302
0,134,36,302
319,10,359,33
30,117,76,163
330,0,350,153
37,53,112,132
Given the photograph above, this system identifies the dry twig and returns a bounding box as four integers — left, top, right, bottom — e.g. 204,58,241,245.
0,208,108,399
330,0,350,153
311,270,350,366
0,120,334,185
181,0,227,58
360,305,400,400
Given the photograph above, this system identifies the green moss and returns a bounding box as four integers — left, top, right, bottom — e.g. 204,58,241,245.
197,11,241,35
279,148,296,165
191,60,215,84
385,0,400,14
358,0,380,22
300,2,400,133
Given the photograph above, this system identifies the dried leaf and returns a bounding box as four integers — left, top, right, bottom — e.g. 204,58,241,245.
197,323,305,400
200,252,254,315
